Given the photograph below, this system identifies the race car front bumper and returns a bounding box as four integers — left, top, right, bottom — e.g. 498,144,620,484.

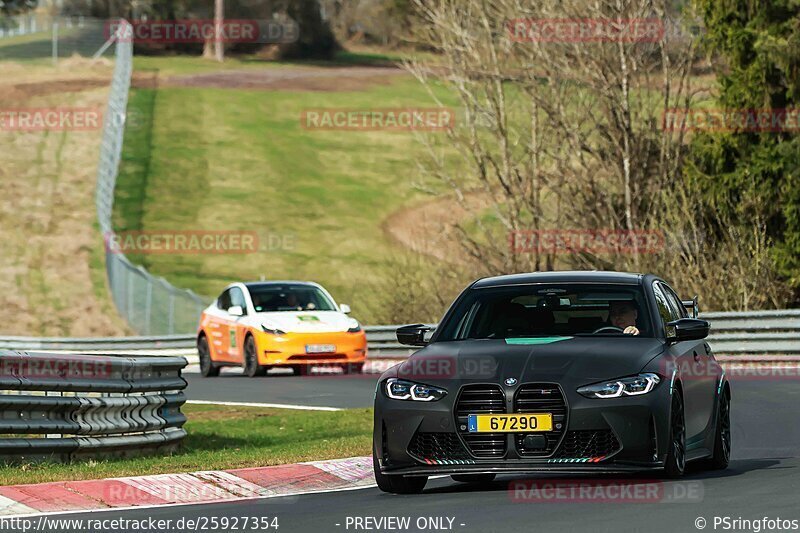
374,379,673,476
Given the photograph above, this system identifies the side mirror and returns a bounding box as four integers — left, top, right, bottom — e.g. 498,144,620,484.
227,305,245,317
665,318,709,342
397,324,431,347
339,304,351,314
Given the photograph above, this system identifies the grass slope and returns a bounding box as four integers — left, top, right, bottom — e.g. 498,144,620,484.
113,57,456,321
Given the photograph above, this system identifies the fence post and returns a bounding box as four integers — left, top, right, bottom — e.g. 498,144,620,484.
52,22,58,66
144,281,153,335
168,292,176,335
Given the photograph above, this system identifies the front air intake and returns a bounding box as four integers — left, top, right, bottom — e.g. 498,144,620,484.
455,384,507,458
513,383,567,457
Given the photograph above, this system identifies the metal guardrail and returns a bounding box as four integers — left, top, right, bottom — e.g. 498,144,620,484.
0,310,797,357
0,335,196,352
364,311,800,356
0,350,187,462
701,310,800,354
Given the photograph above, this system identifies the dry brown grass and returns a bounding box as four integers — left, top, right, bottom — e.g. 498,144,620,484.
0,60,129,336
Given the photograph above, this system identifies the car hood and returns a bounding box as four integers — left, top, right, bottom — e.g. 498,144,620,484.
394,336,665,385
255,311,354,333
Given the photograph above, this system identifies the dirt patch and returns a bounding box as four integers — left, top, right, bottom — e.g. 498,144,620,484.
185,405,275,423
163,65,407,92
1,78,110,103
382,191,494,264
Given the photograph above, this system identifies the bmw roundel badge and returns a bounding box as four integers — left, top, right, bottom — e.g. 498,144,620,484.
504,377,518,386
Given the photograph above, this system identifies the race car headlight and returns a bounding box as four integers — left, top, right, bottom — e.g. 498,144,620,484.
346,318,362,333
577,373,661,398
385,378,447,402
261,324,286,335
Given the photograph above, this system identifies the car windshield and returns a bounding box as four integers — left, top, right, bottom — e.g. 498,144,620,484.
435,283,652,340
248,285,336,312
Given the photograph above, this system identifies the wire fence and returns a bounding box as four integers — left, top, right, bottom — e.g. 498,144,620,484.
95,20,207,336
0,15,116,63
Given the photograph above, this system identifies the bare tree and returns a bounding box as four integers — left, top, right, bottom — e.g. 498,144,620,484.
406,0,699,274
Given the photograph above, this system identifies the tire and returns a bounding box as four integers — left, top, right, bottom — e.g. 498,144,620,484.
373,448,427,494
243,335,267,377
451,474,496,484
341,363,365,375
705,389,731,470
662,391,686,478
198,336,219,377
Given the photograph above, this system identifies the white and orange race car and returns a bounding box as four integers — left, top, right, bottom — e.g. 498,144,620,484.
197,281,367,377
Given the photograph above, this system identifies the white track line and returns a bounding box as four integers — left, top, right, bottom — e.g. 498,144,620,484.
185,400,342,411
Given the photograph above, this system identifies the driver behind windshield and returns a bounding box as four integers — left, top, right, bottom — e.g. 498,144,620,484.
608,300,640,336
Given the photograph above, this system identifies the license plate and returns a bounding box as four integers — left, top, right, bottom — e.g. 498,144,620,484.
468,413,552,433
305,344,336,354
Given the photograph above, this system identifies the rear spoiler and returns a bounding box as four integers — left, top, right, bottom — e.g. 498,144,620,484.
682,296,699,318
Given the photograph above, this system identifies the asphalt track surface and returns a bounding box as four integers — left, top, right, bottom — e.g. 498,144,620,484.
30,376,800,533
183,373,380,409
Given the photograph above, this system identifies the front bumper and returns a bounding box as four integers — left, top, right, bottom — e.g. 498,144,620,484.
254,330,367,366
374,380,672,476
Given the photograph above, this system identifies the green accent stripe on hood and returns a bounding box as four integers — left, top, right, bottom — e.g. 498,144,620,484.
505,336,573,345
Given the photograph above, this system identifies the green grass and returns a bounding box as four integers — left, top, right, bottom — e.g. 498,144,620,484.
0,405,373,486
113,58,458,320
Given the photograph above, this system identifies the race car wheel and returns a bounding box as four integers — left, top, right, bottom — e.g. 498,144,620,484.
198,336,219,377
451,474,496,484
373,447,427,494
663,391,686,478
244,335,267,377
705,389,731,470
341,363,365,375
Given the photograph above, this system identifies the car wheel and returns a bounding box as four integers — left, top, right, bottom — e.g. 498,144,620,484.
662,391,686,478
243,335,267,377
373,448,427,494
198,336,219,377
341,363,365,375
451,474,496,484
705,389,731,470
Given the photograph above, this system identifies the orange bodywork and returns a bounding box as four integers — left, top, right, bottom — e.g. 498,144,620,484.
199,312,367,367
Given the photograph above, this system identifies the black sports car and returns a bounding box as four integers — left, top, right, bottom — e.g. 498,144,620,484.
373,271,731,494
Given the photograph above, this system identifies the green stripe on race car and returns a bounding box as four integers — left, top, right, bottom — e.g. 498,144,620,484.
505,336,573,345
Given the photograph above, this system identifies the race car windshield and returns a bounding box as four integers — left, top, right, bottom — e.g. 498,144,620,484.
248,285,337,312
436,283,653,340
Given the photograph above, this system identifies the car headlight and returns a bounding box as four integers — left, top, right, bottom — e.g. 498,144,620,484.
385,378,447,402
577,373,661,398
261,324,286,335
346,318,362,333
